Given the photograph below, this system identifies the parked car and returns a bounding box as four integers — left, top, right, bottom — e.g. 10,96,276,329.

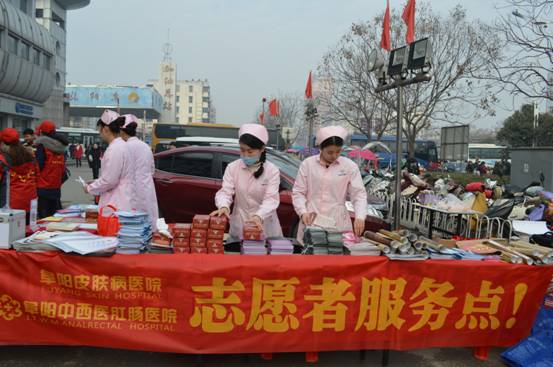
154,146,388,237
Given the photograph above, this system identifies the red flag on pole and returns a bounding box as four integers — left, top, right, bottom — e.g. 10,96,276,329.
258,112,265,124
402,0,416,44
269,99,280,116
380,0,391,51
305,71,313,99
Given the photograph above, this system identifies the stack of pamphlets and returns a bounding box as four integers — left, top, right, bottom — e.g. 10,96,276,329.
116,211,151,254
13,231,117,255
267,238,294,255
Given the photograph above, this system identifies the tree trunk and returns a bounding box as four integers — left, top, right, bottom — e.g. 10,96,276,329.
408,137,416,158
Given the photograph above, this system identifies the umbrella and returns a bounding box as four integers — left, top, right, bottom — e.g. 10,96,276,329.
348,148,378,161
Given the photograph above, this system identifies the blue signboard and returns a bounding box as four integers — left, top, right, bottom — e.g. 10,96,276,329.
66,86,163,113
15,102,34,116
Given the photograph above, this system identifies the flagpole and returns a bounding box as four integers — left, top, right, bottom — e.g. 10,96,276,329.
261,97,267,125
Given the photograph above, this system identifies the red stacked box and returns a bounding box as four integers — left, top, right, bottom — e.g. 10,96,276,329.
169,223,192,253
243,221,263,241
170,215,228,254
207,216,227,254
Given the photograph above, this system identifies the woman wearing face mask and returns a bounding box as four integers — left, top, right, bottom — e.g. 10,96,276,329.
84,110,136,212
210,124,283,238
292,126,367,243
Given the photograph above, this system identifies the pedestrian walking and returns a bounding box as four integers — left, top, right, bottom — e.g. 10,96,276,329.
74,142,83,167
87,143,102,179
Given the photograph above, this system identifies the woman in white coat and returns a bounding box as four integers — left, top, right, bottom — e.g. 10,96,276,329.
85,110,136,212
120,114,158,230
210,124,283,238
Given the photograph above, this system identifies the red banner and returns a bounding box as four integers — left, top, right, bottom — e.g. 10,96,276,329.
0,250,552,353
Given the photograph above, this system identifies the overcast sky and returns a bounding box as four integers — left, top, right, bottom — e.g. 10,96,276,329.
66,0,530,128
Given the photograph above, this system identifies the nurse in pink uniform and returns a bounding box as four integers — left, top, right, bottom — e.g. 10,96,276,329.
85,110,136,212
210,124,283,238
120,114,159,230
292,126,367,243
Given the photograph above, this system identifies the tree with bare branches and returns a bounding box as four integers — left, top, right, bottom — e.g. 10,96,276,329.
483,0,553,102
318,2,500,157
253,93,305,147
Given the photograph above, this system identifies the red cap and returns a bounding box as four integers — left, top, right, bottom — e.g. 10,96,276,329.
1,128,20,144
37,120,56,135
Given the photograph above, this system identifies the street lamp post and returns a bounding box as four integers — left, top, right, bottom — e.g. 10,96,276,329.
370,38,433,230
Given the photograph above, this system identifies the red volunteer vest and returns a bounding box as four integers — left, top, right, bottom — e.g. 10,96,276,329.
10,161,37,212
37,147,64,190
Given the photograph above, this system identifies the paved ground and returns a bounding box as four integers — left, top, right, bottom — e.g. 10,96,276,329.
4,160,507,366
0,346,506,366
61,163,95,207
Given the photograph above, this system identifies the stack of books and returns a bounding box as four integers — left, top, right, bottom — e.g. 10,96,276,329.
344,242,382,256
116,211,151,254
267,238,294,255
303,227,346,255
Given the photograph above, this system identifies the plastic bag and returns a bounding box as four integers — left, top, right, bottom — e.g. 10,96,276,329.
526,186,545,197
528,205,546,221
501,330,553,367
97,205,120,237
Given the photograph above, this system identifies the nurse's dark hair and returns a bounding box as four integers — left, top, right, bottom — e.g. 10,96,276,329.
320,136,344,149
239,133,266,179
96,116,125,134
121,122,138,137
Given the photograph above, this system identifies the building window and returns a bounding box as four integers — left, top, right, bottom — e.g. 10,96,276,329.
44,54,51,69
33,48,40,65
176,106,179,114
35,8,43,18
202,118,209,123
202,86,210,93
176,116,179,123
188,96,193,103
8,34,18,54
20,42,30,60
202,97,209,103
189,86,193,93
188,107,192,113
55,41,61,56
188,117,193,123
176,95,180,103
202,108,209,113
55,72,61,87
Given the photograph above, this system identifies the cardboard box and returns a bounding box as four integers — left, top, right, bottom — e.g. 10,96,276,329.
207,239,224,248
207,228,225,239
193,215,210,229
190,237,207,248
209,216,228,230
172,238,190,248
191,247,208,254
174,247,191,254
191,229,208,239
208,247,224,254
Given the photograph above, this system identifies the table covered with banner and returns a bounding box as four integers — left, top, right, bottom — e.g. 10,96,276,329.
0,250,552,354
